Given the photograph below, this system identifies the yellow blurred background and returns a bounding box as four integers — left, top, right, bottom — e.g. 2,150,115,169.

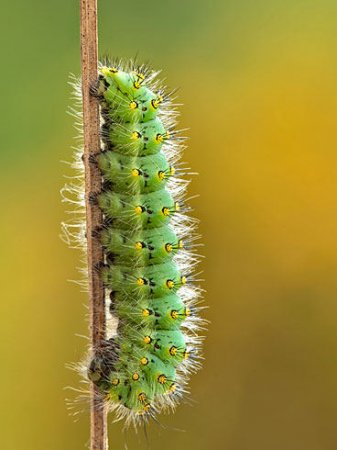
1,0,337,448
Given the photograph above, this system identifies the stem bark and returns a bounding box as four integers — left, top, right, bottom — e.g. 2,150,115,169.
80,1,108,449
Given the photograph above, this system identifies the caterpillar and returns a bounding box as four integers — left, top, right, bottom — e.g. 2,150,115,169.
64,59,204,427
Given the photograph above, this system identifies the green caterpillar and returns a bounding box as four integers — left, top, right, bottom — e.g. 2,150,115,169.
66,60,203,426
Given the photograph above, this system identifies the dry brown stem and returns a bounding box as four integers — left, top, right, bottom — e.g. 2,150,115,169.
80,0,108,448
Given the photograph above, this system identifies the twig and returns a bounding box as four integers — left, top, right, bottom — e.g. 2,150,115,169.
80,1,108,449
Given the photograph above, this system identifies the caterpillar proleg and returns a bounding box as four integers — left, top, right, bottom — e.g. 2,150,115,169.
63,58,205,430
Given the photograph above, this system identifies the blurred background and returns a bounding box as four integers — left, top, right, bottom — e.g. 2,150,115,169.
1,0,337,448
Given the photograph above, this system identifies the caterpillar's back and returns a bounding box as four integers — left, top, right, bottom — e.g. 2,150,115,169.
67,59,204,427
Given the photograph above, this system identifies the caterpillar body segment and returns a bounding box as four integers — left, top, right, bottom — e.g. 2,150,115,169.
107,117,168,156
101,226,181,266
98,188,177,229
111,293,189,330
101,260,185,299
98,151,172,194
83,60,203,426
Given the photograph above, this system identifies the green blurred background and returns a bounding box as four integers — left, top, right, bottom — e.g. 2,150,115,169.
1,0,337,448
